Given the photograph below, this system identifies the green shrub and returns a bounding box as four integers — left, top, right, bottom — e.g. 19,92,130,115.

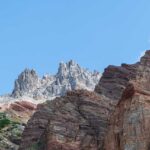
0,118,11,129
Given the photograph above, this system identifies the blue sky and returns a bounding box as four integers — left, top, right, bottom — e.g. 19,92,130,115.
0,0,150,94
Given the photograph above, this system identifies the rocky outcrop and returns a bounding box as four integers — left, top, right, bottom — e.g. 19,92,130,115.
19,57,138,149
104,50,150,150
104,83,150,150
8,101,37,123
0,100,37,150
12,60,101,100
12,69,40,98
95,63,137,101
10,101,36,112
0,100,37,123
7,50,150,150
19,90,113,150
0,112,24,150
20,90,104,150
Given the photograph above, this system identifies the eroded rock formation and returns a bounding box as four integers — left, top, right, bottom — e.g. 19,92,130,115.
12,60,101,100
19,90,109,150
0,100,37,150
3,51,150,150
19,56,138,150
104,51,150,150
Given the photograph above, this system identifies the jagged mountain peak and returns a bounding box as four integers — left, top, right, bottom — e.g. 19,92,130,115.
11,60,101,100
23,68,37,74
57,60,81,76
59,59,77,67
12,68,40,98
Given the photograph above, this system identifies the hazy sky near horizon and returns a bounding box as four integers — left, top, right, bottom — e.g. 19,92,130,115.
0,0,150,94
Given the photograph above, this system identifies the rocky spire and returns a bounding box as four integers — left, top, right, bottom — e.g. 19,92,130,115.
12,69,40,98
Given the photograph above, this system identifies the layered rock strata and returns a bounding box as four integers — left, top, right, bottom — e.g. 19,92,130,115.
104,51,150,150
19,58,138,150
0,101,37,150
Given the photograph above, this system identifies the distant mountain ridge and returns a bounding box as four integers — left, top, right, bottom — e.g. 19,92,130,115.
11,60,101,100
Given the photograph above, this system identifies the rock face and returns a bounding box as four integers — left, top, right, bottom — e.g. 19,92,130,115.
12,60,101,100
95,63,138,101
19,57,138,149
12,69,40,98
8,101,37,123
19,90,112,150
0,101,37,150
4,50,150,150
104,51,150,150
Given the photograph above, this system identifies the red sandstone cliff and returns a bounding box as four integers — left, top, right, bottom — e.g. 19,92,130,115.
104,51,150,150
19,50,150,150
